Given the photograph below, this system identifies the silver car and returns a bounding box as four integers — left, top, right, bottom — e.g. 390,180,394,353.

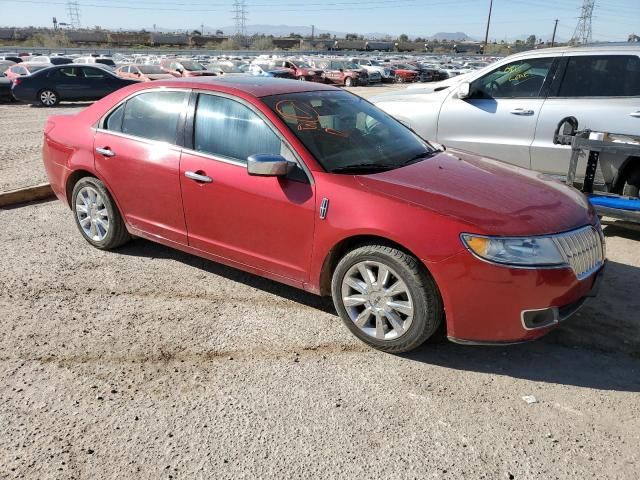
373,45,640,195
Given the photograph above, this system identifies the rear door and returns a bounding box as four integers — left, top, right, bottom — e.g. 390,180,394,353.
94,89,190,244
80,66,116,98
179,92,316,283
532,53,640,177
49,66,88,100
437,56,557,169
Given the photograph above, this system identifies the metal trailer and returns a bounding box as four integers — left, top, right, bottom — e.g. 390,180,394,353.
554,117,640,224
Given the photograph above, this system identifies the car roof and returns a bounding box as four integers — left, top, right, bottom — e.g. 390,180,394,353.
149,76,336,97
508,44,640,59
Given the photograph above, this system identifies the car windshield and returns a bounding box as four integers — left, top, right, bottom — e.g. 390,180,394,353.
138,65,164,74
295,61,311,68
262,90,435,174
369,60,382,66
181,61,206,71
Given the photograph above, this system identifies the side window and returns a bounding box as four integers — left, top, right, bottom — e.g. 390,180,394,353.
105,104,124,132
51,67,81,78
82,67,107,78
194,94,282,163
120,91,187,143
472,57,554,98
558,55,640,97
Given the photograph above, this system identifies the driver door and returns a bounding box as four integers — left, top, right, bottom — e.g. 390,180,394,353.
437,57,557,169
179,93,316,284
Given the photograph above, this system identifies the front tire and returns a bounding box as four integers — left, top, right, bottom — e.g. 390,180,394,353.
331,244,443,353
344,77,353,87
71,177,131,250
38,89,59,107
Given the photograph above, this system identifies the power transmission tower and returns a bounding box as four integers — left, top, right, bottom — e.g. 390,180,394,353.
232,0,248,45
66,1,81,29
571,0,595,44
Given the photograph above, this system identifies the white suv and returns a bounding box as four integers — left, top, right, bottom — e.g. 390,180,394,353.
373,45,640,194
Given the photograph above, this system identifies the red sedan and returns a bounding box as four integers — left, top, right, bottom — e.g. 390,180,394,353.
42,77,605,352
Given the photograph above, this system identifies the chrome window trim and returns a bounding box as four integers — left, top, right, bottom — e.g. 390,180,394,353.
180,147,246,168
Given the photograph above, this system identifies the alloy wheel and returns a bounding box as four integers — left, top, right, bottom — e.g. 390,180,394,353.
40,90,57,106
75,186,109,242
340,260,414,340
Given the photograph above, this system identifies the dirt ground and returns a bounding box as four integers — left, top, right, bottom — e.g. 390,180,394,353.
1,82,639,479
0,83,403,193
0,200,639,479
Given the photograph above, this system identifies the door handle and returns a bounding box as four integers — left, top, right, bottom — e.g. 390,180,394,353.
510,108,535,116
96,147,115,157
185,171,213,183
629,111,640,118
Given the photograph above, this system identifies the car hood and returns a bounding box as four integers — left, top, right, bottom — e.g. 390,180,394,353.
370,86,450,104
355,149,594,236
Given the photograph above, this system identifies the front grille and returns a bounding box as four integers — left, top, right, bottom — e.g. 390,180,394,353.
552,226,604,279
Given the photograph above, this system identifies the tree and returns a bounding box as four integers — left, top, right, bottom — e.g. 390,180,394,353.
345,33,359,40
191,29,202,36
217,37,241,50
398,33,409,42
288,32,303,39
252,36,275,50
526,35,537,46
318,32,331,39
215,29,224,36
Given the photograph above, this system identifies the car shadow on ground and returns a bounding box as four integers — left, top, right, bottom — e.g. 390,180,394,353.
116,234,640,392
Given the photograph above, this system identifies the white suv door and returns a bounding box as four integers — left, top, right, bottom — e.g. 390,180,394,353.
531,53,640,181
437,56,557,169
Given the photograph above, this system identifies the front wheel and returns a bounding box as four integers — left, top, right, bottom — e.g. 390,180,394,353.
38,89,59,107
331,245,443,353
298,75,306,81
344,77,353,87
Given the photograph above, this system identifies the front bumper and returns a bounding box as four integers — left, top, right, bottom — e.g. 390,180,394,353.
427,250,605,344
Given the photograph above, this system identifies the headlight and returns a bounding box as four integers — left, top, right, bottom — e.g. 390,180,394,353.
461,234,566,267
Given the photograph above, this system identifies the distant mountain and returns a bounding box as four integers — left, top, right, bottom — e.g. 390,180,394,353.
152,24,477,42
430,32,473,41
210,24,346,38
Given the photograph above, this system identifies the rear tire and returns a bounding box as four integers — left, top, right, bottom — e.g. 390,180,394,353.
331,244,443,353
71,177,131,250
38,89,59,107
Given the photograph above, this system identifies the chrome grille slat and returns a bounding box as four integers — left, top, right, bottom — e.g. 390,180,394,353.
554,226,604,280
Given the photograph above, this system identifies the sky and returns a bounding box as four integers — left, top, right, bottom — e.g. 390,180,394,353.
1,0,638,41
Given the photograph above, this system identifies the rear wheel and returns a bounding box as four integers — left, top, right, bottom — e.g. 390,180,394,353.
394,74,405,83
331,244,443,353
71,177,131,250
344,77,353,87
38,89,59,107
298,75,307,81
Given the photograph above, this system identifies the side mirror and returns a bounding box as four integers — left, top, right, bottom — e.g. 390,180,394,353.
339,68,344,72
457,82,472,99
176,68,183,73
247,154,292,177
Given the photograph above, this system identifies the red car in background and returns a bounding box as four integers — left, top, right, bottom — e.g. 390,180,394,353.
273,59,324,82
41,77,605,353
4,62,51,82
115,64,175,82
159,59,217,77
387,63,418,83
319,60,368,86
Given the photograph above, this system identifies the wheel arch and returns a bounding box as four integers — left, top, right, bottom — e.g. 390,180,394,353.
318,234,425,296
612,155,640,193
65,169,98,207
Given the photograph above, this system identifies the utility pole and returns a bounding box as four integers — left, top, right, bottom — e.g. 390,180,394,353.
311,24,315,41
551,19,559,47
201,23,205,35
483,0,493,51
